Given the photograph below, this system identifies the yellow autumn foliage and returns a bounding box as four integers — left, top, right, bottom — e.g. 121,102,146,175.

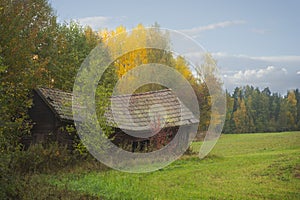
99,24,194,83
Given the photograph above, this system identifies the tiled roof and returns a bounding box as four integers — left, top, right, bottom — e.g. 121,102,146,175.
105,89,199,131
35,88,199,130
36,88,73,121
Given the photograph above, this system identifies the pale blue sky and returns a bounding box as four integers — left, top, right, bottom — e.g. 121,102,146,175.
49,0,300,93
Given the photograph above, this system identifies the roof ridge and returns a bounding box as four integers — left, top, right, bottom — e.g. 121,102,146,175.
37,87,72,96
111,88,172,98
37,87,172,99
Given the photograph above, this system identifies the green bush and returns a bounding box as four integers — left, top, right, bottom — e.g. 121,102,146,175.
0,153,17,199
0,143,74,199
10,143,74,174
0,141,109,199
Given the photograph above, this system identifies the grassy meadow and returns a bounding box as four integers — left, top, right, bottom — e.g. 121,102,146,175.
46,131,300,200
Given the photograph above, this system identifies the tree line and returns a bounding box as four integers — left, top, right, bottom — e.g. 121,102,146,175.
223,86,300,133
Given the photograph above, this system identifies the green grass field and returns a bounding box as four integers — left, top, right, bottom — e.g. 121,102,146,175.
50,132,300,199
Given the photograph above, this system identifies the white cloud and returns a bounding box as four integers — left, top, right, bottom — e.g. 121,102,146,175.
212,52,300,63
231,66,287,80
222,65,297,93
183,51,299,93
78,16,110,29
77,16,127,30
181,20,246,36
211,52,230,58
250,56,300,62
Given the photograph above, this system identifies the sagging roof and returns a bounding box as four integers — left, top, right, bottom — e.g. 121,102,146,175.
35,87,199,130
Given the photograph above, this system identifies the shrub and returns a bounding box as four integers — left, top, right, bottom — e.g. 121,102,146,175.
0,142,108,199
10,143,74,174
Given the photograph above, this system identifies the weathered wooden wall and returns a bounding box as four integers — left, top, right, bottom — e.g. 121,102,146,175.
29,90,57,143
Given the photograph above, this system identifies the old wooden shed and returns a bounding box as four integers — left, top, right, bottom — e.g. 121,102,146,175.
28,87,199,152
28,88,74,147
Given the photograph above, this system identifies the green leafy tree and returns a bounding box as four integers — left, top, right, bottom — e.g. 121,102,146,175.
0,0,57,148
286,90,297,130
233,99,251,133
295,89,300,129
243,86,256,132
0,0,101,148
278,98,288,131
269,93,281,132
222,91,234,133
50,22,100,91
